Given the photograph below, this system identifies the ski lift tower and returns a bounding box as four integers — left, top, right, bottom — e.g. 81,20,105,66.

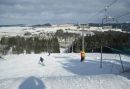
100,7,118,68
80,24,89,51
81,24,85,51
102,16,118,29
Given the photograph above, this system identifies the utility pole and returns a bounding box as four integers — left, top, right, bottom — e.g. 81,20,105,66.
101,7,118,68
100,45,103,68
105,6,108,22
82,26,85,51
71,34,74,53
80,24,89,51
119,54,124,72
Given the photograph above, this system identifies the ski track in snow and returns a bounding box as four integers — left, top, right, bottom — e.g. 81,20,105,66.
0,53,130,89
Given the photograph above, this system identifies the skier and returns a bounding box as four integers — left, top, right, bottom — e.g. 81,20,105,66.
39,57,44,65
48,52,50,56
80,51,85,62
48,50,52,56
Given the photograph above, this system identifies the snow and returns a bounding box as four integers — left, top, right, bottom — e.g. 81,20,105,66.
0,53,130,89
0,26,126,89
0,27,30,37
0,26,123,39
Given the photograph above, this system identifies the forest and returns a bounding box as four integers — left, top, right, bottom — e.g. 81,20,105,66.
72,31,130,53
0,36,60,54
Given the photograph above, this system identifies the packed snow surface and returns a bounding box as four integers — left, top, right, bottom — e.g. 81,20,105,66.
0,53,130,89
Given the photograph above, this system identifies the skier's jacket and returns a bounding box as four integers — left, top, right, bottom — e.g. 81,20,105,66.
80,51,85,58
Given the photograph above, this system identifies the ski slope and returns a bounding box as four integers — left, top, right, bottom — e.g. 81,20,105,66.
0,53,130,89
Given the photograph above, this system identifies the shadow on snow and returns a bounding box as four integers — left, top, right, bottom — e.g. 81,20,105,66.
60,58,130,76
19,76,45,89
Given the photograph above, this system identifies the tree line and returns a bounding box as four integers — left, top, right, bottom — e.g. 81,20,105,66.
0,36,60,54
72,31,130,53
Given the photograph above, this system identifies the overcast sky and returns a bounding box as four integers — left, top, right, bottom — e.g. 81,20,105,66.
0,0,130,25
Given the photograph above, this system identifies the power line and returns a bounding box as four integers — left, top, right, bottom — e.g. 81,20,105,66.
87,0,118,22
104,0,118,18
106,0,118,8
116,12,130,19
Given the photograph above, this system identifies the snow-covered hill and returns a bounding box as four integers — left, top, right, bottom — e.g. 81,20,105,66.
0,53,130,89
0,25,122,39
